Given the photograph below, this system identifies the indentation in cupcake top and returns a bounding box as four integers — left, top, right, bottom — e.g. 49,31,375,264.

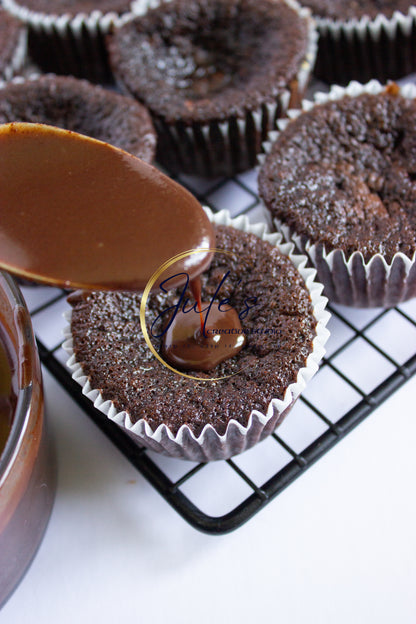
108,0,311,122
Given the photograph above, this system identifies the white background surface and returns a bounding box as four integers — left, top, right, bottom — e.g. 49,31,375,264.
1,365,415,623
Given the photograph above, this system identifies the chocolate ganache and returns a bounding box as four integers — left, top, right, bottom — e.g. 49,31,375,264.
161,275,246,372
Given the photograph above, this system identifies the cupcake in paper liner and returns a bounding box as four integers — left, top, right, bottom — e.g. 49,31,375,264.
258,79,416,308
0,7,27,81
301,1,416,85
107,0,317,177
1,0,135,83
0,73,156,163
63,208,330,462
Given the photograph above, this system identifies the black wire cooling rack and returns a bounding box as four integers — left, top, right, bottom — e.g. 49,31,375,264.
21,167,416,535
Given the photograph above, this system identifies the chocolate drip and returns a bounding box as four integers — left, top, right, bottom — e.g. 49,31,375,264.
190,276,205,335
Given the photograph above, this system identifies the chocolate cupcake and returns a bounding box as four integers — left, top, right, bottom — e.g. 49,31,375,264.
301,1,416,84
0,7,27,81
258,80,416,308
63,209,329,461
0,74,156,162
1,0,134,82
108,0,317,177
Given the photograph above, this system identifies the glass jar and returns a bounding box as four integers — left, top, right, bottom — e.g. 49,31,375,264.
0,272,56,607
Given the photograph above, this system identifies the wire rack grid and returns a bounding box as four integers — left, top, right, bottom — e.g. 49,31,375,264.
19,166,416,535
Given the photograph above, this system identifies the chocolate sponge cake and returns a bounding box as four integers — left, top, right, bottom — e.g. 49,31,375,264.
65,213,329,461
0,74,156,162
259,82,416,307
108,0,316,176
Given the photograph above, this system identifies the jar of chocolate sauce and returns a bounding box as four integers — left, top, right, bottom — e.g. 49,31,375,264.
0,271,56,607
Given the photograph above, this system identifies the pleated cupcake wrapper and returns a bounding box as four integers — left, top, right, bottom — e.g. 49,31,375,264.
62,208,330,461
272,219,416,308
127,0,317,177
1,25,27,81
313,7,416,84
0,70,40,90
2,0,136,82
152,96,293,178
258,79,416,308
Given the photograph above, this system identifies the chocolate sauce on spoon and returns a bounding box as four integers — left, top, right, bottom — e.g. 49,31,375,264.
0,122,245,372
0,122,214,291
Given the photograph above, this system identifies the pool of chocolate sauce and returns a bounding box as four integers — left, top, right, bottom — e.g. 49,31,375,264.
161,285,246,372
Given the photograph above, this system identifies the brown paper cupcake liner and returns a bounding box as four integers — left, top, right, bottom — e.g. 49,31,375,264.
63,208,330,462
259,79,416,308
125,0,318,177
2,0,134,82
313,7,416,85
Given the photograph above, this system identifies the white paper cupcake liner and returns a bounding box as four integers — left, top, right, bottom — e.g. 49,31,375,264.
259,79,416,308
62,208,330,462
123,0,317,177
313,6,416,84
273,219,416,308
2,0,135,82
